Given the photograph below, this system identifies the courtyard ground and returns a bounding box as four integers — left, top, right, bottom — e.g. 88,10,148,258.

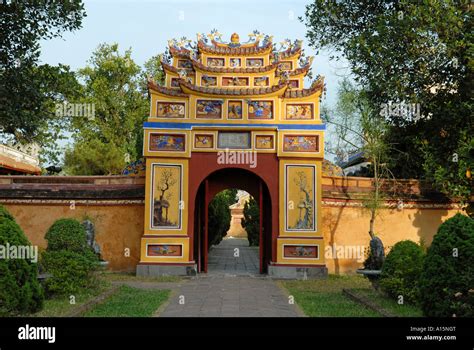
32,237,423,317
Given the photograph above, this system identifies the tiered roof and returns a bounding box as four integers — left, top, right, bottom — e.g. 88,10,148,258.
150,31,325,99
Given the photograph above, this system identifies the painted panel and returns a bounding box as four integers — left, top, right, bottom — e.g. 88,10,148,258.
222,77,249,86
255,135,274,149
285,164,316,232
177,59,193,69
230,58,241,67
151,164,182,229
170,77,180,88
218,132,251,149
283,135,319,152
194,134,214,149
289,80,299,88
157,102,185,118
246,58,264,67
196,100,223,119
283,245,318,259
254,77,269,86
207,57,225,67
201,75,217,87
149,133,185,152
248,100,273,119
279,61,293,70
227,100,243,119
147,244,183,257
286,104,314,120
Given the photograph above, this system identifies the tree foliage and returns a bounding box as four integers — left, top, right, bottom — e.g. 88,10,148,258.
64,43,148,175
303,0,473,209
208,189,237,247
241,197,260,246
0,1,86,164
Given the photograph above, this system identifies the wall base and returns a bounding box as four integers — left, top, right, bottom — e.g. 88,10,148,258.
136,263,197,277
268,264,328,279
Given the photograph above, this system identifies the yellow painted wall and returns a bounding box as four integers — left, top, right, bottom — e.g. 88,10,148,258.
322,205,463,274
3,204,144,272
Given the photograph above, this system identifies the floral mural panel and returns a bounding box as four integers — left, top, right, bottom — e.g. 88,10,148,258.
283,245,318,259
194,134,214,149
283,135,319,152
207,57,225,67
157,102,186,118
254,77,269,86
196,99,223,119
286,103,314,120
149,134,185,152
246,58,264,67
201,75,217,87
255,135,274,149
222,77,249,86
147,244,183,257
248,100,273,119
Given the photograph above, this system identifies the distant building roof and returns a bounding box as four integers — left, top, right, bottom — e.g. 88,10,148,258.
0,145,41,175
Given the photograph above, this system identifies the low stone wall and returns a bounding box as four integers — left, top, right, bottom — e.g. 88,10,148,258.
0,175,464,274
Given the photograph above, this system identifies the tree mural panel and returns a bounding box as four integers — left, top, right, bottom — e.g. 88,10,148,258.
285,165,316,232
151,164,182,229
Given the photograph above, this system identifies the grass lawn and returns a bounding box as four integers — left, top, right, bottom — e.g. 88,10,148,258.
83,285,170,317
281,275,380,317
33,281,112,317
350,288,423,317
281,274,423,317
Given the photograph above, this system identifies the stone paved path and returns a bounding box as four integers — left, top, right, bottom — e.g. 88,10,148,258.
159,238,302,317
208,237,259,276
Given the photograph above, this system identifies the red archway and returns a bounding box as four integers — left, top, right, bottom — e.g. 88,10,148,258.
188,153,279,274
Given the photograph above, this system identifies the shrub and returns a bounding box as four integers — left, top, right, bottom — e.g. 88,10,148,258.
0,211,44,316
41,250,98,295
0,204,15,222
380,240,425,304
419,213,474,317
44,218,89,254
208,189,237,247
42,218,99,295
242,197,259,246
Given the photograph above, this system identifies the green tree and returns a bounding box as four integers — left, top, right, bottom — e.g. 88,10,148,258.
302,0,473,213
64,43,148,175
241,197,260,246
208,189,237,247
0,1,86,165
324,79,391,245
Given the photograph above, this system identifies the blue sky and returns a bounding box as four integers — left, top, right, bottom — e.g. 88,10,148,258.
39,0,350,162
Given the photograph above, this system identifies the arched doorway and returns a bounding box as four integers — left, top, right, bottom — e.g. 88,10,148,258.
193,168,273,274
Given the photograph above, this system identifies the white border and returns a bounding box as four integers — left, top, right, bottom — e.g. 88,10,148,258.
145,243,184,259
284,164,317,232
156,100,187,119
253,133,275,151
284,102,315,120
195,98,224,120
149,163,183,231
147,132,187,153
282,243,320,260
